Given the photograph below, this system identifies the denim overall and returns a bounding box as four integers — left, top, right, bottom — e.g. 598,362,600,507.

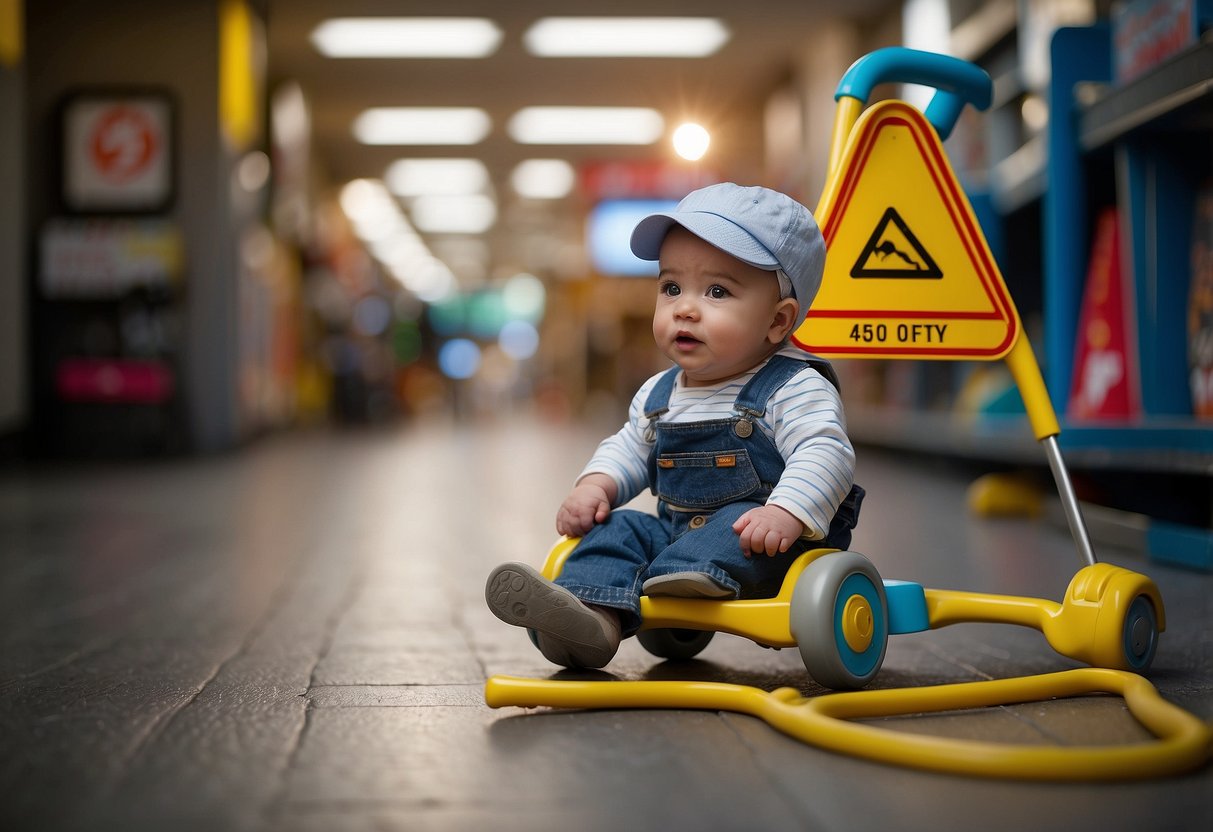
556,354,864,635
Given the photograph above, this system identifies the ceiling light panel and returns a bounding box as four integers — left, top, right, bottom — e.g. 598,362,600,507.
511,159,576,199
524,17,729,57
411,194,497,234
508,107,664,145
353,108,491,146
311,17,503,58
386,159,490,197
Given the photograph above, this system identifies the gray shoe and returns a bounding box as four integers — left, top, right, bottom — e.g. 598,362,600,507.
642,571,735,599
485,562,621,668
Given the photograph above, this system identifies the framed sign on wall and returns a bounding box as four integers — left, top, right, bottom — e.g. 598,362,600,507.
62,90,175,213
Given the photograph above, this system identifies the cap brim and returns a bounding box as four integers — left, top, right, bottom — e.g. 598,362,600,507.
630,212,781,270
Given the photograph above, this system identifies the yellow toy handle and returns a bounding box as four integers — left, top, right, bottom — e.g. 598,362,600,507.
486,669,1212,782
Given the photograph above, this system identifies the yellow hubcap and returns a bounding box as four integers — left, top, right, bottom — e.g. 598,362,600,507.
841,594,873,653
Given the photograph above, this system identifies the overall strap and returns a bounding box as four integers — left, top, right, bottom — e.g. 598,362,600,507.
733,353,841,420
643,365,682,421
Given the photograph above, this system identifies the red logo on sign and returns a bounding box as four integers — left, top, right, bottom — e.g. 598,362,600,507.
90,106,159,183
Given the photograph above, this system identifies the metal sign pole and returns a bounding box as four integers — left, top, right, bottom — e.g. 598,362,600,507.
1043,435,1099,567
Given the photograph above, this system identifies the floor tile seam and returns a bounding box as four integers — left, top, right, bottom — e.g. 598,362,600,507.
714,709,831,827
263,547,373,827
113,547,315,753
901,641,1091,745
450,604,492,682
101,649,231,795
997,701,1077,745
263,702,317,821
106,541,346,801
920,640,997,682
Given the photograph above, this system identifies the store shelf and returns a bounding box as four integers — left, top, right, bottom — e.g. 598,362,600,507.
1080,37,1213,150
847,407,1038,464
1060,422,1213,474
848,406,1213,475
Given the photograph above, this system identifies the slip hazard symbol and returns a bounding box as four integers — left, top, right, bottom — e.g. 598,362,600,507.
851,207,942,278
794,100,1019,360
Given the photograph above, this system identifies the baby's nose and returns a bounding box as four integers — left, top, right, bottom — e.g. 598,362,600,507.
674,296,699,317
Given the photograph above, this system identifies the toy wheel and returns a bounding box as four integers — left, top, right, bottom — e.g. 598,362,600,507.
1078,566,1165,672
1120,594,1159,673
790,550,888,690
637,628,715,661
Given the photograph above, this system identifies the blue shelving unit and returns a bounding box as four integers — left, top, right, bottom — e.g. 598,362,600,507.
1045,21,1213,569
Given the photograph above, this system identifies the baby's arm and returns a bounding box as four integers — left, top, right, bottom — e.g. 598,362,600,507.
732,505,805,558
764,365,855,542
557,372,664,538
556,473,619,538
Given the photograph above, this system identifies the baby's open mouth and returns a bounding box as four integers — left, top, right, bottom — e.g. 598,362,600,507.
675,334,702,348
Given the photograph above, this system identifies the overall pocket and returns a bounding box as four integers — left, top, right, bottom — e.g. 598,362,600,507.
654,448,761,509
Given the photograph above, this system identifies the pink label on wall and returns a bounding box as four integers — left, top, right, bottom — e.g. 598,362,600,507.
56,359,174,404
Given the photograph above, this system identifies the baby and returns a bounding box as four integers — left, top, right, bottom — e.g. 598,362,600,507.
486,183,862,668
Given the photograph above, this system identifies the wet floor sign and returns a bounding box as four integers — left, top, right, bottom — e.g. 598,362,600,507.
794,100,1019,360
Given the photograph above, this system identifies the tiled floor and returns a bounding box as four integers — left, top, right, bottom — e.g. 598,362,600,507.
2,418,1210,831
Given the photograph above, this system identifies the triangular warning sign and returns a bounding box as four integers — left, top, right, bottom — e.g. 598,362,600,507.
851,207,942,278
793,100,1019,360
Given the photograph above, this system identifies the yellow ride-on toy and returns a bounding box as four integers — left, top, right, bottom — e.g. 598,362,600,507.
537,535,1162,691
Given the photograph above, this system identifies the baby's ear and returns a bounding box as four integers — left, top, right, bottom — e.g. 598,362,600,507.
768,298,799,343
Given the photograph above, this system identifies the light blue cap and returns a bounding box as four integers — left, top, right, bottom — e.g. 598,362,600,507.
630,183,826,329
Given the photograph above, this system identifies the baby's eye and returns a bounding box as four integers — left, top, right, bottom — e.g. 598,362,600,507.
659,281,681,297
707,284,731,299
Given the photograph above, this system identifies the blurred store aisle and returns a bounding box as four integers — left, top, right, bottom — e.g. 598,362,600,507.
1,419,1211,831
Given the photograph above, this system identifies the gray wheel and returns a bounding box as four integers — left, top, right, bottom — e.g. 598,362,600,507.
790,551,888,689
637,628,715,660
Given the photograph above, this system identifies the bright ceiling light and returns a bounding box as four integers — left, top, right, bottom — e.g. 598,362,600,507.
339,177,462,300
511,159,576,199
411,194,497,234
339,178,398,227
508,107,664,145
353,108,491,145
311,17,503,58
385,158,489,197
524,17,729,57
672,122,711,161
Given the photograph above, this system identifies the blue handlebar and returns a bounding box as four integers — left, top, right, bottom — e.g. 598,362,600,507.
835,47,992,138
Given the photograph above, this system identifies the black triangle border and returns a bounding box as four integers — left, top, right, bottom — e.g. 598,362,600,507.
850,206,943,279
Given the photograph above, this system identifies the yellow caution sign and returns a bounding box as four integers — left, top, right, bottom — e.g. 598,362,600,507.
795,101,1019,359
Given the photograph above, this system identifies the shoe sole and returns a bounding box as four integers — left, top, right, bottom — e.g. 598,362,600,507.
642,572,735,599
485,563,616,658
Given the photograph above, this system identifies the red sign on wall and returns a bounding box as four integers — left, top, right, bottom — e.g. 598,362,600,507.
579,160,719,201
63,93,173,212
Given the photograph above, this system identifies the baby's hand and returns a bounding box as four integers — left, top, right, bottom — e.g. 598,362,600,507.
732,505,805,558
556,475,615,538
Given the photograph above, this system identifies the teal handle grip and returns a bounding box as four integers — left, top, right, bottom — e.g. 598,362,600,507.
835,47,992,138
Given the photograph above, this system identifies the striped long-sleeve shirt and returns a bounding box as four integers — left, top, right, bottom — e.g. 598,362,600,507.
578,345,855,540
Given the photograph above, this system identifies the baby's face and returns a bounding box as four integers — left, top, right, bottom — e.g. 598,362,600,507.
653,228,797,387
